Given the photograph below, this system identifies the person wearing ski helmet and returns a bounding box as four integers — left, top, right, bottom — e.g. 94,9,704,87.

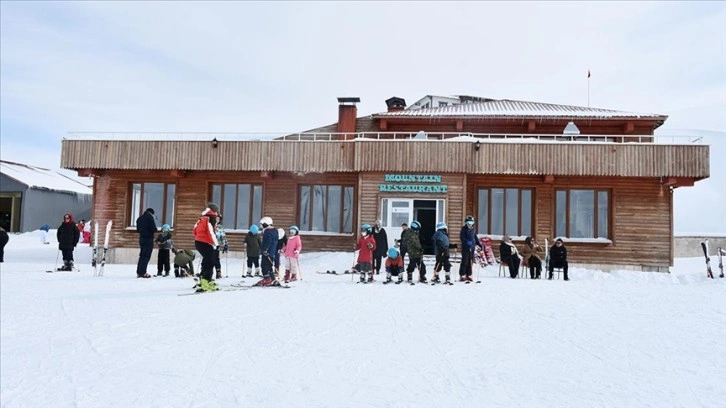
354,223,376,283
384,247,404,284
193,203,220,291
244,224,262,277
282,225,302,282
403,220,427,283
372,220,389,275
213,214,228,279
459,216,481,282
255,216,282,286
432,221,452,284
154,223,173,277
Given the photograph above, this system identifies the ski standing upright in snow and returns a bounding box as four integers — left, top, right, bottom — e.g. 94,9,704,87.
701,239,713,279
91,221,99,275
96,221,112,277
718,246,725,278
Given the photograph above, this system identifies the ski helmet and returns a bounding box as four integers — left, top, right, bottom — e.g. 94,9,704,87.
260,216,273,227
249,224,260,235
361,224,372,234
289,225,299,235
387,248,399,259
410,220,421,231
161,224,171,231
435,222,447,231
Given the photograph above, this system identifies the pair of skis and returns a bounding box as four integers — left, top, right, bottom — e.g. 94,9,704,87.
92,221,113,277
700,239,725,279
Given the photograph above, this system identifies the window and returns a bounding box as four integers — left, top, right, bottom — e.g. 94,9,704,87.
555,189,610,238
211,183,263,230
477,188,533,236
130,182,176,228
299,185,354,233
439,102,448,107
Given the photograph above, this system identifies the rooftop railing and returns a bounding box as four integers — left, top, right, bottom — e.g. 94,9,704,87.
64,131,705,145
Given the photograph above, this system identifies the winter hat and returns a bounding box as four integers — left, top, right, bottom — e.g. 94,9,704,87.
146,208,155,215
555,238,563,243
249,225,260,235
436,221,447,231
207,202,220,213
289,225,299,235
387,248,399,259
162,224,171,231
410,220,421,230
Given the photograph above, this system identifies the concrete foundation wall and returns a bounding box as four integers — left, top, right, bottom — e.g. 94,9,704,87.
673,236,726,258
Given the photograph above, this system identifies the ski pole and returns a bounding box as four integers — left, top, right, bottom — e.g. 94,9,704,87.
225,250,228,278
295,257,303,281
241,250,247,278
54,249,61,271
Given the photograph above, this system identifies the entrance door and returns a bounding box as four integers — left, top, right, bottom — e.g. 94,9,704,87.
381,198,446,255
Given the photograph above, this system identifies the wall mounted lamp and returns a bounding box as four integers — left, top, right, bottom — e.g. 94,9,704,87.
474,140,481,151
212,137,218,148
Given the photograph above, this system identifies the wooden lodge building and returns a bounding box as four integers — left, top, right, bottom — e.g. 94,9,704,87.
60,95,709,271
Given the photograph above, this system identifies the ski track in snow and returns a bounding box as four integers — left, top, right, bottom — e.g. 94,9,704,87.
1,233,726,407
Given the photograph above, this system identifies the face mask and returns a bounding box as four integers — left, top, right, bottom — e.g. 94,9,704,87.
362,231,368,236
466,221,474,227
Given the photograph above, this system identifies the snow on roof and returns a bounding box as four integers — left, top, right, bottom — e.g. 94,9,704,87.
1,160,92,195
375,99,667,120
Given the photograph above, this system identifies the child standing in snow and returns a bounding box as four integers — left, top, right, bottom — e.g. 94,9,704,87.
244,224,262,277
39,224,50,244
354,224,376,283
282,225,302,283
155,224,173,276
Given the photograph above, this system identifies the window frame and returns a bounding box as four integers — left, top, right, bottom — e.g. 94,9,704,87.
129,182,176,228
476,187,534,237
298,184,355,234
209,183,264,230
555,188,611,239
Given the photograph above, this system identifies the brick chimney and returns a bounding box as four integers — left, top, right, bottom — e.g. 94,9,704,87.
385,96,406,112
336,97,360,140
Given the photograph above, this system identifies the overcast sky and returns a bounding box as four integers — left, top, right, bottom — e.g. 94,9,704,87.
1,1,724,233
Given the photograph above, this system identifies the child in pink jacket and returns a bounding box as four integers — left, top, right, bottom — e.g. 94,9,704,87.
282,225,302,283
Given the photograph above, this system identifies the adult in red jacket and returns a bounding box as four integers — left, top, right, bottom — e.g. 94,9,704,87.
57,213,80,271
193,203,219,291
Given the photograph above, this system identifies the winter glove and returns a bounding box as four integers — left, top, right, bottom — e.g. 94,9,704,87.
223,244,229,253
367,243,374,249
465,240,473,249
294,250,300,255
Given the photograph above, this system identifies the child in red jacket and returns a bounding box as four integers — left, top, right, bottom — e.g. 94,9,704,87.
354,224,376,283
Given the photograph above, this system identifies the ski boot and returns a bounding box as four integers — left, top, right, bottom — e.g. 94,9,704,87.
384,274,392,284
289,273,298,282
431,274,441,284
360,272,367,284
445,274,452,285
283,270,291,283
215,268,222,280
254,268,261,277
419,273,428,284
253,276,273,287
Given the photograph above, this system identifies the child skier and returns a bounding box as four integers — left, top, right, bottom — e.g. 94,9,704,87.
192,203,220,292
254,216,281,286
432,221,452,284
155,224,173,276
384,247,404,284
214,215,228,279
354,224,376,283
244,224,262,277
173,248,195,278
403,220,427,283
282,225,302,283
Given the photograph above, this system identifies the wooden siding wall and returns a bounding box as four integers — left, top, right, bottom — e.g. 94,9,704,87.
359,172,466,229
466,175,672,268
62,140,709,179
93,170,361,255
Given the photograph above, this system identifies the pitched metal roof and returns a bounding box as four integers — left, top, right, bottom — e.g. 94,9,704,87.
0,160,92,195
374,99,668,121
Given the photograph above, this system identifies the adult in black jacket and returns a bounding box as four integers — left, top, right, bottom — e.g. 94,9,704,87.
57,213,80,270
136,208,157,278
372,220,389,275
548,238,569,280
0,226,9,262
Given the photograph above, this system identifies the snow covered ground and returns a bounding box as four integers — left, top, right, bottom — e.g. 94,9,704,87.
1,231,725,408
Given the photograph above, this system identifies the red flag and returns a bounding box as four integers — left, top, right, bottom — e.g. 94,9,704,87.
588,69,591,79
